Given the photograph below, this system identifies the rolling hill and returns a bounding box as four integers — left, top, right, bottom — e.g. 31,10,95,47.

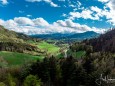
0,25,24,43
0,25,40,43
0,25,44,55
31,31,99,41
0,25,61,67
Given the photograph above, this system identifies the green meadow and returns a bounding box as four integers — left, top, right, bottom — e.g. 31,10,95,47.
0,51,44,67
37,41,60,55
0,40,61,67
75,51,86,58
68,50,86,59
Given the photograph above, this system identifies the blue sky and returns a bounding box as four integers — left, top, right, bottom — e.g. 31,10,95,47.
0,0,115,34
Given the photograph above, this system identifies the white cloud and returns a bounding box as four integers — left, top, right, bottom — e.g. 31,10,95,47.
0,17,105,35
49,1,59,7
69,4,76,8
25,0,59,7
77,1,81,8
0,19,5,25
62,13,67,17
90,6,102,13
69,9,100,20
66,0,115,25
27,15,32,17
19,10,25,14
58,0,65,2
55,19,105,33
25,0,42,2
68,1,77,8
98,0,109,3
33,18,49,27
14,17,34,26
96,0,115,25
106,0,115,10
0,0,8,5
6,20,18,28
13,17,49,27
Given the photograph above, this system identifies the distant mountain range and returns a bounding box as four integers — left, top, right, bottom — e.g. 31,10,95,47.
31,31,100,41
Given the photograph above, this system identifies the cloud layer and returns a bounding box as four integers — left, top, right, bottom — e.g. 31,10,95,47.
0,17,105,35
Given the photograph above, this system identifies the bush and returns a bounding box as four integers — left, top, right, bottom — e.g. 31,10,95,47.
0,82,6,86
23,75,42,86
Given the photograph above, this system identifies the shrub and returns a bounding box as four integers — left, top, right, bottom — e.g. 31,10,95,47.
23,75,42,86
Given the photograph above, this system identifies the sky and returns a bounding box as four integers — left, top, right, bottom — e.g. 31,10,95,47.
0,0,115,35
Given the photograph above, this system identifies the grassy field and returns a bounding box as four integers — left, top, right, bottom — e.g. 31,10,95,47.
0,51,44,67
37,41,60,55
68,50,86,58
0,41,63,67
75,51,86,58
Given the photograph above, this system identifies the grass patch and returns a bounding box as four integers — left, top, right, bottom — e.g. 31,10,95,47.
37,41,60,55
68,50,86,59
56,53,64,59
0,51,44,66
75,51,86,58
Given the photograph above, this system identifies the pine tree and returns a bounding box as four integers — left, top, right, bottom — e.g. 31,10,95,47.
40,57,50,84
49,56,57,85
61,56,76,86
68,66,87,86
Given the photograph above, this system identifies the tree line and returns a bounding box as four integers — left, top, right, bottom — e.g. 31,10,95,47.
0,50,115,86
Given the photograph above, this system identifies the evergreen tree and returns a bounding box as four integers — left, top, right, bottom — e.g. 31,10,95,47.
49,56,57,85
83,56,95,74
40,57,50,84
61,56,76,86
68,66,87,86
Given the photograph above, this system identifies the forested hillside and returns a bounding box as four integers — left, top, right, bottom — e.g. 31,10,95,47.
1,27,115,86
83,29,115,53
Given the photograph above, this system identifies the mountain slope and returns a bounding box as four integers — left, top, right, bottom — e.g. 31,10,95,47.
0,25,24,43
83,29,115,53
0,25,43,55
0,25,41,42
67,31,99,39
